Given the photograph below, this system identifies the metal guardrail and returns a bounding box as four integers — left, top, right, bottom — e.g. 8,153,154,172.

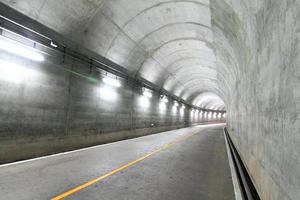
224,128,261,200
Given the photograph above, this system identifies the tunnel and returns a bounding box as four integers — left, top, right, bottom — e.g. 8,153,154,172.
0,0,299,200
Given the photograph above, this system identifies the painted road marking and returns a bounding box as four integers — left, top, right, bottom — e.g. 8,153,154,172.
51,130,200,200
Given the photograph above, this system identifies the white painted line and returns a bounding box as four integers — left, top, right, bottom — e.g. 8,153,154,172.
223,130,243,200
0,124,216,168
0,142,106,168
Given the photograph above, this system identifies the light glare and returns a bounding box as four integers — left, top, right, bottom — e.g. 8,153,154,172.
0,60,38,83
159,102,166,110
174,101,179,107
103,76,121,87
99,86,118,101
143,90,152,98
0,37,44,62
139,96,150,108
180,108,184,115
160,95,168,103
172,105,177,113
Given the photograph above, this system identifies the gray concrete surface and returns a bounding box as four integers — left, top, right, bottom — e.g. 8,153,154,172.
0,51,221,163
0,125,234,200
0,0,299,200
211,1,300,200
0,0,226,110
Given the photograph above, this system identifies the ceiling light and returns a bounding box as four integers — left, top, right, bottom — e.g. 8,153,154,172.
0,36,44,62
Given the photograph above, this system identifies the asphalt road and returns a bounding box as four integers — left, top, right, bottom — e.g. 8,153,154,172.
0,124,234,200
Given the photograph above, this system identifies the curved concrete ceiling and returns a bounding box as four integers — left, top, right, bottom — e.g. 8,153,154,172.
1,0,226,111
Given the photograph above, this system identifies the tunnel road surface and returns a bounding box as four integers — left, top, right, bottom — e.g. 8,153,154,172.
0,124,234,200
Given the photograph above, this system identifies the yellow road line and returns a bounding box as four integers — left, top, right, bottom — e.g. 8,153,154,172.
51,131,199,200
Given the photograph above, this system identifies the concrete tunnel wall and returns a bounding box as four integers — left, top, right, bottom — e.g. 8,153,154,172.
0,0,226,164
211,0,300,200
0,0,299,200
0,50,219,164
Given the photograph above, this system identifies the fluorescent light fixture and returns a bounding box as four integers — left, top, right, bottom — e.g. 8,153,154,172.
160,95,168,103
143,89,152,98
103,76,121,87
0,36,44,62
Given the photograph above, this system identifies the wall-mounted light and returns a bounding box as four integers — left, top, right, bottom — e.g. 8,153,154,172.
218,113,222,119
0,36,44,62
160,95,168,103
208,112,212,119
103,76,121,88
174,101,179,107
213,112,217,119
143,89,152,98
